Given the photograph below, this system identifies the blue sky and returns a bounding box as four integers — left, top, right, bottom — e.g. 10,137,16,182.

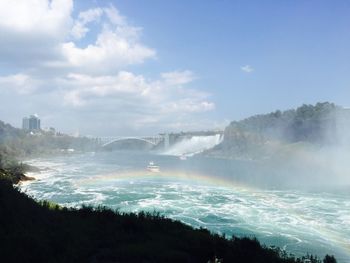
0,0,349,135
113,0,350,111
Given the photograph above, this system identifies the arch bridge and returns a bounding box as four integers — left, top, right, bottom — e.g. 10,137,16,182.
96,136,164,148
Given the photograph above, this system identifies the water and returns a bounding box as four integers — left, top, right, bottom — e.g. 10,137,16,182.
19,151,350,262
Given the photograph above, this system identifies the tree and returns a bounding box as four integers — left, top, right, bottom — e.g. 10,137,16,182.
323,254,337,263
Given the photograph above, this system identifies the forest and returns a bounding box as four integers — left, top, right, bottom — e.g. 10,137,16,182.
207,102,350,159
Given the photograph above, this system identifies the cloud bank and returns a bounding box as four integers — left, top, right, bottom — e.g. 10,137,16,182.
0,0,216,135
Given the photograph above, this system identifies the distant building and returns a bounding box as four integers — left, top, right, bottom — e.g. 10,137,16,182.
22,117,29,130
22,114,41,131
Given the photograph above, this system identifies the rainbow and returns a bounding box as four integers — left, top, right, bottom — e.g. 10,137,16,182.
77,168,251,191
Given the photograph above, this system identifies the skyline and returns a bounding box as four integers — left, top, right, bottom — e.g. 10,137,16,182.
0,0,349,136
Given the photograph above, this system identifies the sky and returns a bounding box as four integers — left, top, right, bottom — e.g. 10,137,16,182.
0,0,349,136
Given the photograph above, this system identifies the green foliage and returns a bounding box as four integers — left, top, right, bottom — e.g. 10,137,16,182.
211,102,350,158
226,102,341,144
323,254,337,263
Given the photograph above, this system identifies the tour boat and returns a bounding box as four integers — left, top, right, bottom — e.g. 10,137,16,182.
147,161,160,172
179,154,187,160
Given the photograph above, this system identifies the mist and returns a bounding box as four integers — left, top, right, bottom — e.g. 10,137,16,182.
197,104,350,190
162,134,223,156
273,107,350,188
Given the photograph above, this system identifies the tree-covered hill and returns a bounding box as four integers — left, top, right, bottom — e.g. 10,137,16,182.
207,102,350,159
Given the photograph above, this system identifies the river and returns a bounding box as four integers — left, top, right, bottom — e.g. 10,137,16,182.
19,150,350,262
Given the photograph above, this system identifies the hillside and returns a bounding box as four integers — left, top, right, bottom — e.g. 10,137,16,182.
206,102,350,160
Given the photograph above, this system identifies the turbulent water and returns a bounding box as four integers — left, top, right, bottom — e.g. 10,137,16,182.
20,151,350,262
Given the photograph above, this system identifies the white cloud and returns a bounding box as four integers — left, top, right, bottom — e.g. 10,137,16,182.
66,5,156,73
62,27,155,72
0,0,72,34
161,70,195,85
103,5,126,26
0,70,217,134
0,0,73,68
71,8,103,39
0,1,218,135
49,70,214,134
0,74,40,94
0,1,155,73
61,71,150,106
61,71,213,114
241,65,254,73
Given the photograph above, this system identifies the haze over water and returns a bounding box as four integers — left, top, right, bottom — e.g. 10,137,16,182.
20,149,350,262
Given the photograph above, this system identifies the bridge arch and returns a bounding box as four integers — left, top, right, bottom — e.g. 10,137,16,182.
101,137,159,148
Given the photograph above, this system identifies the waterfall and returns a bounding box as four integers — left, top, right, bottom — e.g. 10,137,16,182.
163,134,223,156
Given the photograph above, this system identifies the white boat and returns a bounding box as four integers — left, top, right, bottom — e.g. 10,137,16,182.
147,161,160,172
179,154,187,160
